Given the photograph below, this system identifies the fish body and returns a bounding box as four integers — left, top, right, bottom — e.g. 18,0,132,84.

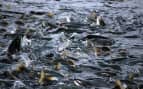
7,35,21,55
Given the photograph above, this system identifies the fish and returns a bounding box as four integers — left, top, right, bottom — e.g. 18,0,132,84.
96,16,106,26
7,35,22,55
54,62,61,71
82,34,115,46
38,70,46,85
113,80,127,89
88,11,97,22
15,63,26,72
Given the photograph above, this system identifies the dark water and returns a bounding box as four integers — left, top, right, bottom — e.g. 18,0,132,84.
0,0,143,89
